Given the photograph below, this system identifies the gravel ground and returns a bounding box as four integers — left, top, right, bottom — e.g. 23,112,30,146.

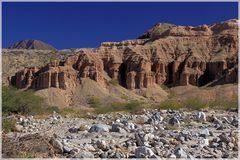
2,109,239,158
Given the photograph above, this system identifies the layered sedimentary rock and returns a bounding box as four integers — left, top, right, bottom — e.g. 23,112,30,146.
10,19,238,90
11,51,104,90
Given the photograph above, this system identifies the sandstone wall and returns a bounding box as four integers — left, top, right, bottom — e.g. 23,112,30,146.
10,19,238,90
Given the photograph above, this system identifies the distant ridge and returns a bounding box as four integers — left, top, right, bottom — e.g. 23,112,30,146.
8,39,56,50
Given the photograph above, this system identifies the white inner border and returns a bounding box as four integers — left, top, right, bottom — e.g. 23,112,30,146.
1,0,239,2
0,0,239,160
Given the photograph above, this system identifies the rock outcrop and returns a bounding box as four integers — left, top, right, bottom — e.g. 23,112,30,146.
10,19,238,91
11,50,105,90
2,49,72,85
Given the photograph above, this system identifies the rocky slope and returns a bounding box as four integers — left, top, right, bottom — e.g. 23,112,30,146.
8,39,56,50
5,19,238,107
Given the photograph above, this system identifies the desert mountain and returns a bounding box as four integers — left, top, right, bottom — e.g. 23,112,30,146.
8,39,56,50
4,19,238,107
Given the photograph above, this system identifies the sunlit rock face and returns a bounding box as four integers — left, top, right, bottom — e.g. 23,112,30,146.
11,19,238,90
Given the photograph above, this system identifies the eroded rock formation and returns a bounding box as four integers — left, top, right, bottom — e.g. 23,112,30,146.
11,51,105,90
10,19,238,90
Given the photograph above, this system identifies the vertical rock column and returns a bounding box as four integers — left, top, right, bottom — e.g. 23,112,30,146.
109,63,121,80
180,72,189,85
137,72,145,89
172,61,180,85
58,72,66,90
144,73,153,88
42,72,51,88
15,71,25,89
154,62,167,84
126,71,136,89
25,70,33,88
51,72,59,88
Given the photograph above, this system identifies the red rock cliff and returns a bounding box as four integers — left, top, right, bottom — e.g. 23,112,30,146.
11,19,238,90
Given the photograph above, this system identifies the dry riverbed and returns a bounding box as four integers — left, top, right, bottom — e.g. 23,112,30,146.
2,109,239,158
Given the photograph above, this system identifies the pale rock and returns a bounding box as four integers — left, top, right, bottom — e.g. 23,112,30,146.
96,140,108,151
83,143,96,152
196,112,206,122
169,117,180,127
15,124,24,132
63,145,72,153
174,145,188,158
89,124,110,133
50,138,63,153
74,150,94,158
147,112,163,125
134,146,156,158
199,138,209,148
200,128,210,137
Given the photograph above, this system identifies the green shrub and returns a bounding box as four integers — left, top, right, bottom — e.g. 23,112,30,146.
160,84,169,90
59,108,91,118
2,86,46,115
45,106,60,114
95,103,124,114
208,95,238,110
183,97,207,110
121,95,128,100
167,90,176,99
94,106,112,114
109,79,119,86
87,96,101,108
165,124,178,130
3,118,16,133
16,152,35,158
158,100,183,110
125,100,141,112
95,100,142,114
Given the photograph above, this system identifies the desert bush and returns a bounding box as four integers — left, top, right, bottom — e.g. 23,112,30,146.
16,152,35,158
167,90,176,99
3,118,16,133
109,79,119,86
59,108,91,118
95,100,142,114
87,96,101,108
45,106,60,113
165,124,178,130
125,100,142,112
158,99,183,110
183,97,207,110
2,86,46,115
208,95,238,110
33,106,61,119
94,106,112,114
95,102,124,114
160,84,169,90
121,95,129,100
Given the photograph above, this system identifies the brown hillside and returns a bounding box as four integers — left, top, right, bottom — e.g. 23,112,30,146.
5,19,238,107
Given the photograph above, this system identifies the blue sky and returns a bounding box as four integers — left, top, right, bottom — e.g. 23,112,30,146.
2,2,238,49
